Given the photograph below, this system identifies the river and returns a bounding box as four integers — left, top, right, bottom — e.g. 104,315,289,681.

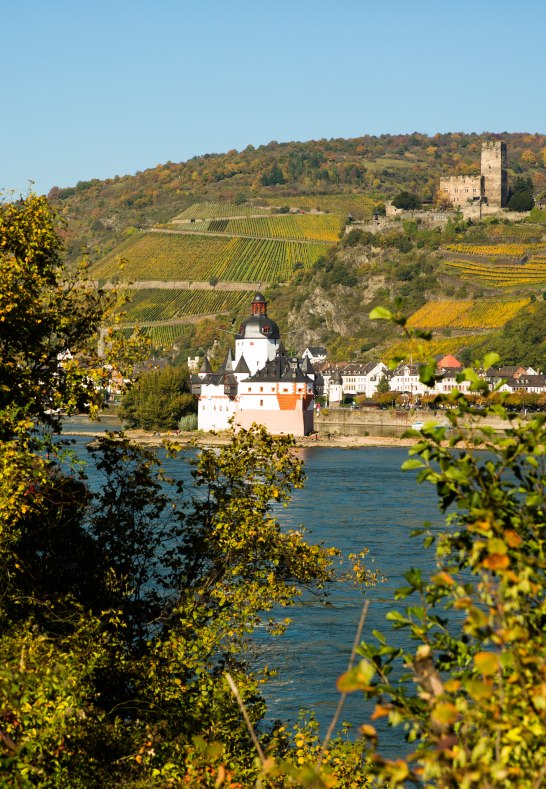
61,420,443,754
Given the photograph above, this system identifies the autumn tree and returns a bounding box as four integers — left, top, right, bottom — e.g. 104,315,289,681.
0,194,377,786
336,308,546,787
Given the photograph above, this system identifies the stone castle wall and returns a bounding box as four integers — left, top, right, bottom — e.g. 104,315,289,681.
439,175,483,207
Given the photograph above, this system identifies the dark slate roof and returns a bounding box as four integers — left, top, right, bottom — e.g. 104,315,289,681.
510,375,546,387
243,351,314,384
253,292,266,303
236,313,280,340
199,356,213,374
234,354,250,374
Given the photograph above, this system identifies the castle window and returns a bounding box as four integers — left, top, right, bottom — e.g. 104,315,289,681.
260,399,263,407
260,386,263,392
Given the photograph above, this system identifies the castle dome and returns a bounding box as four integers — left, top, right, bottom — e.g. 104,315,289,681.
236,292,280,340
237,314,280,340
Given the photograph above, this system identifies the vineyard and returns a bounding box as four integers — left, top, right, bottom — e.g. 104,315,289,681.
119,289,252,323
384,334,488,361
484,223,544,242
165,214,343,242
92,232,329,283
444,243,546,258
172,202,271,221
261,194,376,220
140,324,194,348
407,298,531,330
443,258,546,287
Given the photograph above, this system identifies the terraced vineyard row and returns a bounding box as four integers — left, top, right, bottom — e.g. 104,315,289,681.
140,325,194,348
485,223,543,242
385,334,488,360
167,214,343,242
408,298,530,330
172,202,271,221
221,214,344,241
444,258,546,286
92,233,328,282
261,194,376,219
445,243,546,258
120,289,252,323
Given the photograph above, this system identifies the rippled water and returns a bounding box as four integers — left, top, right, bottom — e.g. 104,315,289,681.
61,421,443,753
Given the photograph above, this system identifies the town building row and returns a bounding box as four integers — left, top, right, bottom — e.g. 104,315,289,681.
188,293,545,437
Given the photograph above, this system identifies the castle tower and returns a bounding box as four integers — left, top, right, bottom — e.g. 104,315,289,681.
481,141,507,207
234,293,280,373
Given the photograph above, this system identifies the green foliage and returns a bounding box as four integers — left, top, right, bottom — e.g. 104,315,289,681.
508,175,535,212
392,190,421,210
359,307,546,785
118,364,195,430
178,412,198,431
350,403,546,786
0,194,113,437
375,374,391,394
1,419,370,785
0,205,380,783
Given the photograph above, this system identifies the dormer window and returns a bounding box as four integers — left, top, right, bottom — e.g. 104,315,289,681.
262,325,271,335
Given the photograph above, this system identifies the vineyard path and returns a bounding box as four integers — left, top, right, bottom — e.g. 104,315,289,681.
149,228,332,245
97,280,267,290
121,313,231,328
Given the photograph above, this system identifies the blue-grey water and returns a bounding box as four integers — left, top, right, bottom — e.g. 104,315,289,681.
61,420,443,754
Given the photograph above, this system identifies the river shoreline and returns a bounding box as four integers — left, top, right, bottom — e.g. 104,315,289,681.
63,428,419,449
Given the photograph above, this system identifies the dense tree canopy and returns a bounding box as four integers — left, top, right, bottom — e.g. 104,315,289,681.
118,364,196,430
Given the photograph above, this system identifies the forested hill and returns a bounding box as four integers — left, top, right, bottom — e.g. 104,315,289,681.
48,132,546,263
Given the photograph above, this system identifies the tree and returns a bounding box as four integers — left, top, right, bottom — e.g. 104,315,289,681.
508,175,534,212
392,191,421,210
0,194,112,438
118,364,195,430
0,195,377,786
375,374,391,394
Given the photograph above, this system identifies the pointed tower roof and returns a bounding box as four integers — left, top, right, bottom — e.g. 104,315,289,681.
234,354,250,374
301,356,314,375
199,356,213,374
224,348,234,372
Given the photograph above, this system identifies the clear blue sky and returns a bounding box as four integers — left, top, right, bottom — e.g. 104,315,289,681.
3,0,545,196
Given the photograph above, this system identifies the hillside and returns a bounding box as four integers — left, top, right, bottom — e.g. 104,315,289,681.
96,204,546,369
49,132,546,266
50,132,546,368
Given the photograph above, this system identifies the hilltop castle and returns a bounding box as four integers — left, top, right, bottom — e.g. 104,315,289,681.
439,140,507,209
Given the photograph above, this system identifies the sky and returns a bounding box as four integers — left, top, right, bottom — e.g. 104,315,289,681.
3,0,546,196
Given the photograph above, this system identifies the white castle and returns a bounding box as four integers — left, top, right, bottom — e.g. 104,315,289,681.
191,293,317,436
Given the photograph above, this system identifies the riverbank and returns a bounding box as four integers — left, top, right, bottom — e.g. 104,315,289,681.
63,428,419,448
